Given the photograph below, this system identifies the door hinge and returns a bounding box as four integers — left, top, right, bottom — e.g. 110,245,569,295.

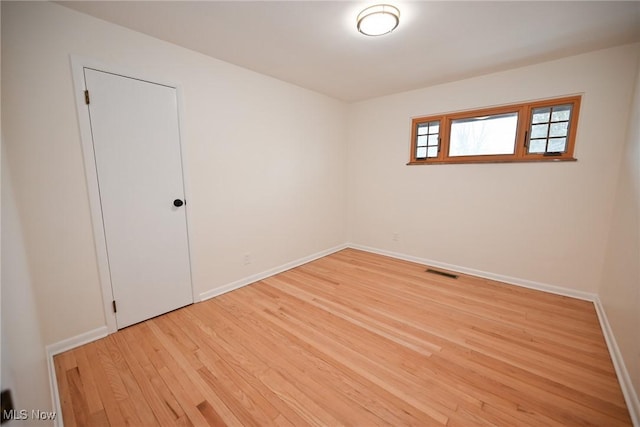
84,90,90,105
112,300,117,313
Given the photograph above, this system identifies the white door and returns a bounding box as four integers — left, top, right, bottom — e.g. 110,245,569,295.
84,68,193,329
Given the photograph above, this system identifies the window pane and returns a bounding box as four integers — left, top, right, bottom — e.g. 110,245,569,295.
531,124,548,139
428,134,438,146
551,105,572,122
532,107,551,124
429,121,439,133
449,112,518,156
529,139,546,153
548,137,566,152
416,147,427,158
417,124,430,135
417,135,428,147
427,146,438,157
549,122,568,137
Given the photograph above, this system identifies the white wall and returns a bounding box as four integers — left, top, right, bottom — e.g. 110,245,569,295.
1,1,347,347
599,57,640,399
347,43,640,293
2,0,639,416
1,144,53,422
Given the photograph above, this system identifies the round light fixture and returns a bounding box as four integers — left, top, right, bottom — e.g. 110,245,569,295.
357,4,400,36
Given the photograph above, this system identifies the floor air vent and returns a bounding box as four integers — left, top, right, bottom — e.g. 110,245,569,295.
426,268,458,279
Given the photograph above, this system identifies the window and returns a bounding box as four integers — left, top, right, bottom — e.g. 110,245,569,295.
528,104,573,155
409,96,581,164
416,120,440,159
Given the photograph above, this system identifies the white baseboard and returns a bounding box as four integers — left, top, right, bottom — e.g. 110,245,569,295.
45,245,639,426
348,243,638,425
44,244,348,426
46,326,109,357
348,243,597,301
199,244,349,302
46,326,108,427
594,297,640,426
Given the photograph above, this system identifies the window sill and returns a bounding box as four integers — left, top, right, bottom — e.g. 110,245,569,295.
406,157,577,166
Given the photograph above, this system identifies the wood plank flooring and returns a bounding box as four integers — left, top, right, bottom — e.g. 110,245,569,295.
54,249,632,426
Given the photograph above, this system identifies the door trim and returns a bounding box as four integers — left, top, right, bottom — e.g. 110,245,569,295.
70,55,196,333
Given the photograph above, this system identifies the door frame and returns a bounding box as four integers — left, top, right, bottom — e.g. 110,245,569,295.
70,55,196,333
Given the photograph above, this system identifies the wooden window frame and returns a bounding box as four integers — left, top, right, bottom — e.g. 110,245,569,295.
408,96,581,165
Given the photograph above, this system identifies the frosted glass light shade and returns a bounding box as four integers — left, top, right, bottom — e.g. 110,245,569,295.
357,4,400,36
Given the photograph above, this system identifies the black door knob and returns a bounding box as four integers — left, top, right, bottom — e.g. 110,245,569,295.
173,199,184,207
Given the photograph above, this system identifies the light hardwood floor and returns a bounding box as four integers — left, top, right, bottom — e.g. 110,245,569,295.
55,249,632,426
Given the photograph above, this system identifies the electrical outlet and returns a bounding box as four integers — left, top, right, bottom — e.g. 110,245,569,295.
392,233,399,242
243,253,251,265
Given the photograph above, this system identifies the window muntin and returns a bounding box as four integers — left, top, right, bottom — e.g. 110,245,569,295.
409,96,581,165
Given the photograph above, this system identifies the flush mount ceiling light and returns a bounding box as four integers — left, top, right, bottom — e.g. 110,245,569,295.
357,4,400,36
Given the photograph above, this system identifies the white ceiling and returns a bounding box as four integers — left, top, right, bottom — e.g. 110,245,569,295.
57,1,640,102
